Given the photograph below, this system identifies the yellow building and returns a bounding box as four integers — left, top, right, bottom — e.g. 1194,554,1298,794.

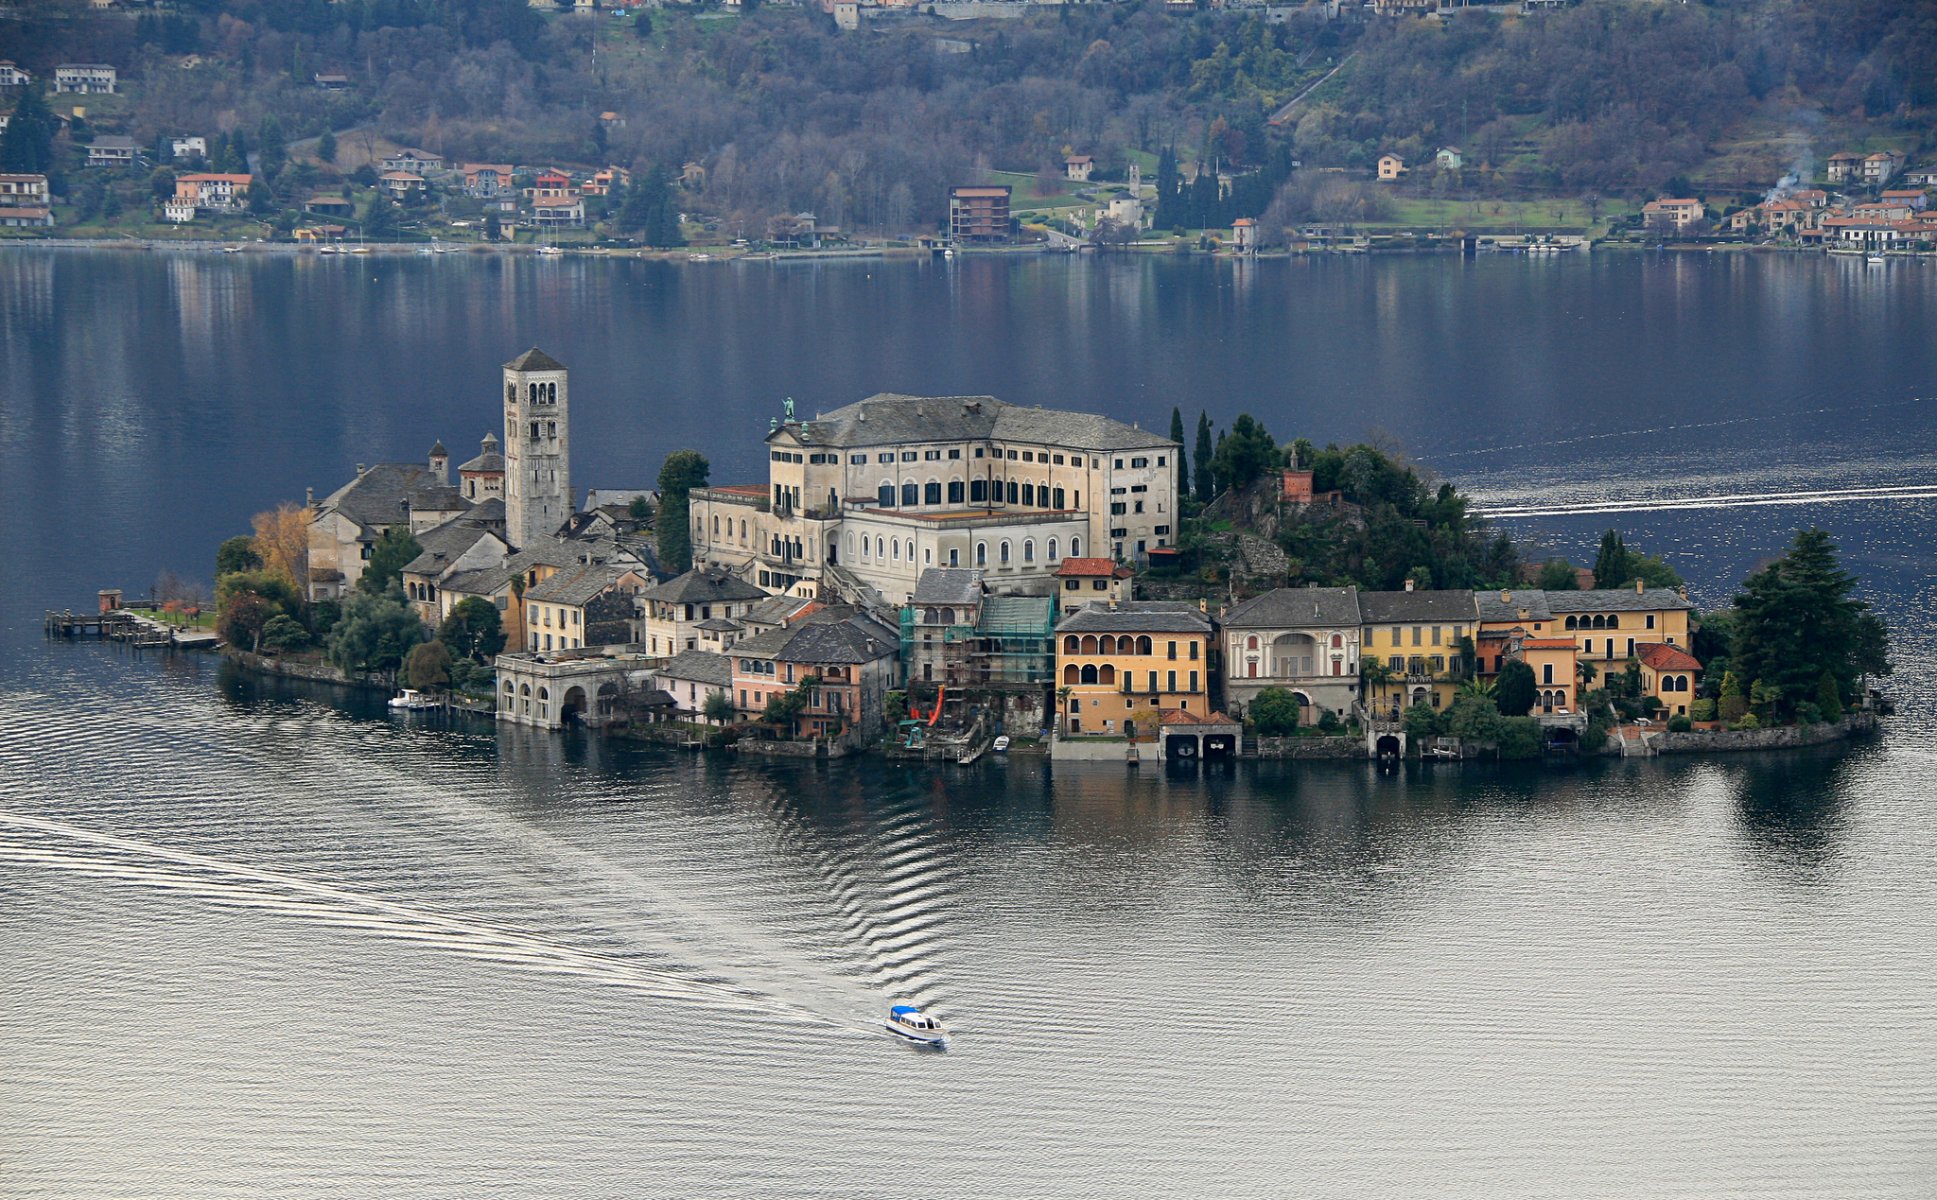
1549,584,1694,681
1056,602,1213,737
1635,642,1702,717
1356,588,1476,717
522,563,650,653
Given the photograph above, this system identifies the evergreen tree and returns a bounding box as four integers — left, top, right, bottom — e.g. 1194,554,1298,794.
258,115,287,178
357,526,421,593
1592,530,1632,588
317,130,337,164
439,596,506,661
1169,407,1187,502
361,192,400,239
1208,413,1281,493
1495,659,1537,717
655,449,710,574
1154,146,1179,229
1192,411,1214,501
0,88,56,175
1730,529,1886,720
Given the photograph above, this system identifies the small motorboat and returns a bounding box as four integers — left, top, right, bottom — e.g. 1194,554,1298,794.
992,735,1010,753
1867,254,1886,265
886,1004,946,1046
387,688,439,711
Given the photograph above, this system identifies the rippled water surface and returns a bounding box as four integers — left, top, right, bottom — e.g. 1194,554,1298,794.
2,249,1934,1197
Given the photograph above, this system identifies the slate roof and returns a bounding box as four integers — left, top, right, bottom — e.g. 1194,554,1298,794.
1055,601,1211,635
525,560,640,606
317,462,469,532
732,607,898,665
440,539,591,598
694,617,743,632
657,649,732,687
912,568,983,606
642,566,768,605
400,501,506,577
741,594,816,628
783,394,1174,453
1357,589,1477,624
1545,587,1694,614
1224,586,1360,628
505,347,567,373
459,433,503,474
1476,589,1556,623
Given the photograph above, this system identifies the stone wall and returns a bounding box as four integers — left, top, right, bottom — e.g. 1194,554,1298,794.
1651,712,1877,755
225,648,373,688
1254,735,1365,759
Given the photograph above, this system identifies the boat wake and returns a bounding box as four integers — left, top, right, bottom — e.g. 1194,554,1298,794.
0,809,848,1033
1471,481,1937,519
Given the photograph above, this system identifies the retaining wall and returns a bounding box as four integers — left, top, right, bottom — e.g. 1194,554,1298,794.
1652,712,1877,754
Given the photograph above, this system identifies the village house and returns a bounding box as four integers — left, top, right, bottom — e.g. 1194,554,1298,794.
54,64,117,94
378,170,427,200
1435,147,1463,171
1357,586,1476,717
86,136,138,168
581,166,630,197
0,62,32,88
1221,586,1361,724
1054,556,1132,618
1642,197,1704,233
530,169,574,200
638,567,769,658
1231,217,1257,250
305,194,355,219
1634,642,1702,718
175,173,253,213
1880,188,1929,211
161,198,198,224
730,606,901,741
531,196,585,228
523,560,652,653
0,173,53,227
1825,152,1864,185
689,393,1179,607
1064,154,1093,183
456,431,506,501
463,164,517,198
1056,601,1213,738
1475,590,1578,717
654,649,733,722
380,149,444,174
313,72,351,90
1861,150,1903,187
1376,154,1406,181
1475,582,1695,714
168,135,208,161
399,500,511,626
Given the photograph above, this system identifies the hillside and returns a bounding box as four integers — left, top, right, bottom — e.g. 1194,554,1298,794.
2,0,1931,238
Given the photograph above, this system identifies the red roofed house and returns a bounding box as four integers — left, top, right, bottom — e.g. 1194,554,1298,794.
1825,151,1865,185
1055,556,1131,617
1158,706,1241,761
1861,151,1903,186
1635,642,1701,717
1879,188,1928,211
531,170,574,200
463,164,515,198
174,173,252,213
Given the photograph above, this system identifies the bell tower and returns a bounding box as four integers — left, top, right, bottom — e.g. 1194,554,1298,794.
502,347,572,549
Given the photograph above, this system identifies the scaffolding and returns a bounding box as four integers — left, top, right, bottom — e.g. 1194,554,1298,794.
900,595,1054,688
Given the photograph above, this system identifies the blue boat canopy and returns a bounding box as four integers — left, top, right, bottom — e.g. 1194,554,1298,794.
890,1005,921,1016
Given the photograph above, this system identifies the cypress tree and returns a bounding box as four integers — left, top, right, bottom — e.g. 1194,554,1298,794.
1593,530,1632,588
1193,411,1214,502
1169,407,1187,502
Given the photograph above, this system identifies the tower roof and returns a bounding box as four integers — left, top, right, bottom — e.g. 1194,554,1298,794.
505,347,567,373
429,440,448,457
481,431,499,447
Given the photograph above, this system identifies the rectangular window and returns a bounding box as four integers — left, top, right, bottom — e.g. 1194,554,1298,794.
1627,638,1635,656
1022,451,1034,462
1410,626,1422,646
1052,488,1066,508
878,453,893,464
1188,641,1198,660
1131,457,1149,468
1006,450,1018,460
1167,670,1177,692
970,480,987,503
1111,502,1127,515
1148,671,1157,693
1389,655,1403,671
1646,615,1656,629
1154,525,1170,535
974,448,985,458
1134,501,1144,514
1053,454,1065,465
1092,580,1107,591
1167,641,1178,660
1114,458,1124,469
1066,580,1080,591
925,450,941,461
1431,626,1442,645
948,448,961,460
1189,670,1199,693
948,481,965,504
901,451,917,462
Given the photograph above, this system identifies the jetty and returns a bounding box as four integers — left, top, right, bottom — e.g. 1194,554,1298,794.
44,589,220,651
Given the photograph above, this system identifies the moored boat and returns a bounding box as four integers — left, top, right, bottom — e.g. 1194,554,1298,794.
387,688,439,711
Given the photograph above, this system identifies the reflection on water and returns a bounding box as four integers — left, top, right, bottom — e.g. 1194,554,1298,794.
1732,743,1867,878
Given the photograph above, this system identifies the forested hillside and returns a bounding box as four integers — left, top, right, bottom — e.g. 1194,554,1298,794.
4,0,1932,234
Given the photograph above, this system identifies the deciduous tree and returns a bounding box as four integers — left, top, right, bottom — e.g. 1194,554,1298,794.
439,597,506,661
250,503,311,588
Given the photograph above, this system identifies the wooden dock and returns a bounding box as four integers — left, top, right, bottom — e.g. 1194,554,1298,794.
45,606,219,651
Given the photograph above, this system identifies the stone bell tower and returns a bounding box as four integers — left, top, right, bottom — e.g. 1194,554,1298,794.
502,347,573,550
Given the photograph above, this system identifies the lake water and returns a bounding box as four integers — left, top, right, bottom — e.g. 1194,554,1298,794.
2,247,1934,1197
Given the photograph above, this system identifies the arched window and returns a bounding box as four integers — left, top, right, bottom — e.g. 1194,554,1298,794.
1006,481,1019,504
876,536,885,559
878,483,894,508
1137,636,1152,655
1023,539,1035,563
976,542,987,566
970,480,988,503
948,480,965,504
925,481,942,505
1331,634,1343,648
1080,635,1098,655
1080,664,1099,685
1063,664,1080,684
1064,635,1079,653
520,684,531,697
1000,540,1011,564
1605,614,1619,629
1247,636,1259,650
1100,635,1117,655
507,384,516,404
537,687,549,702
891,540,900,561
1099,665,1116,685
1048,537,1059,561
940,607,955,625
906,539,915,562
1022,484,1035,506
901,482,918,507
1565,616,1577,630
1070,537,1081,558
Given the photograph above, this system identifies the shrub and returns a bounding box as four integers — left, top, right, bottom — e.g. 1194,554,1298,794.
1733,713,1760,730
1403,701,1442,740
1689,698,1716,721
1496,717,1543,760
1667,715,1692,733
1250,687,1305,736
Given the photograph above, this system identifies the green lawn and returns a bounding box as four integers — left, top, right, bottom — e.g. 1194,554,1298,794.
981,169,1090,210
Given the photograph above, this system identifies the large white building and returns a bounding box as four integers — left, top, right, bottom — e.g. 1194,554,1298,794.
689,394,1179,606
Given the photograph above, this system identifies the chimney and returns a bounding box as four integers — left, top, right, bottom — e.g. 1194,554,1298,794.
305,486,315,508
1404,578,1415,592
1635,578,1645,595
1500,589,1512,603
356,463,367,477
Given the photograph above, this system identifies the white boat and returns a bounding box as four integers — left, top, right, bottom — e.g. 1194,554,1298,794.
886,1004,946,1046
992,735,1010,753
536,244,564,257
387,689,439,711
1867,254,1886,265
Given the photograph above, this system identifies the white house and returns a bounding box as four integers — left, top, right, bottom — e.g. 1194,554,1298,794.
53,64,117,94
1222,586,1362,722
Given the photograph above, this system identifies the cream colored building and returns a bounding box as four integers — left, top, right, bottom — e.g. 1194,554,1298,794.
689,393,1179,606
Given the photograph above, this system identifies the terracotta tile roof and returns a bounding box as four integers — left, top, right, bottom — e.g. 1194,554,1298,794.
1056,557,1128,577
1636,642,1702,672
1158,708,1238,726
